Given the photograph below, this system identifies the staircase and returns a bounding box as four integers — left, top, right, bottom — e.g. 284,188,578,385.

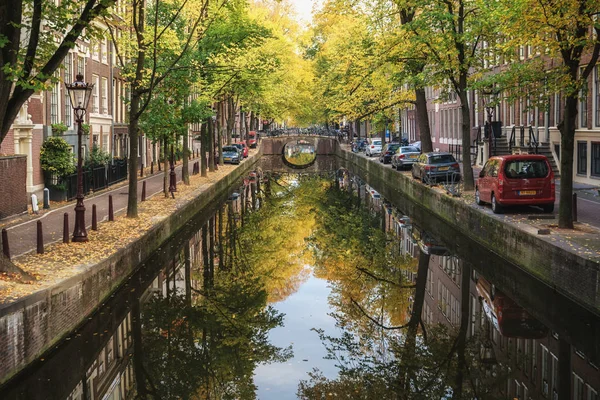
537,143,560,175
492,135,510,156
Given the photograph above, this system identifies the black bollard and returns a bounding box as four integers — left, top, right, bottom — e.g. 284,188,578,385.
573,193,578,222
158,160,162,171
108,195,114,221
63,213,70,243
37,221,44,254
150,161,154,174
2,228,10,260
142,181,146,202
140,161,144,177
92,204,98,231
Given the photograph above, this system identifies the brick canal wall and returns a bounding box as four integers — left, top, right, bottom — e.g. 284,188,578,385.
0,150,262,385
336,147,600,315
0,156,27,220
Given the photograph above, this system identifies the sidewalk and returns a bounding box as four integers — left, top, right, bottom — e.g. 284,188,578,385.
2,160,196,259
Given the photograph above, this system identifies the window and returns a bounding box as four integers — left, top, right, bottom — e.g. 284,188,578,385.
574,374,584,400
555,92,562,126
595,66,600,126
103,133,109,152
504,159,549,179
77,55,85,75
92,75,99,113
64,54,72,127
101,77,108,114
92,41,99,60
592,142,600,177
581,67,588,128
101,38,107,64
587,385,598,400
50,72,60,124
578,142,588,175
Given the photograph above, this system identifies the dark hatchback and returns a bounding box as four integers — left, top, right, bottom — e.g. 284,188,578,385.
411,152,461,183
379,143,402,164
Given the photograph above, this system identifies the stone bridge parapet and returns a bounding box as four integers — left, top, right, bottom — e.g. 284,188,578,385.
261,135,338,156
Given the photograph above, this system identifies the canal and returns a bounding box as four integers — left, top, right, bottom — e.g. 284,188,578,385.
0,166,599,400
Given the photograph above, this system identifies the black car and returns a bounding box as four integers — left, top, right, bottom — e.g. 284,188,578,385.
379,143,401,164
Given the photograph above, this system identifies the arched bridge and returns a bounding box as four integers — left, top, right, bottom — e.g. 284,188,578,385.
261,135,338,156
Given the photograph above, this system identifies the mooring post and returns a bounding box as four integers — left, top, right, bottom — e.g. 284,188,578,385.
2,228,10,260
92,204,98,231
108,195,114,221
63,213,70,243
37,221,44,254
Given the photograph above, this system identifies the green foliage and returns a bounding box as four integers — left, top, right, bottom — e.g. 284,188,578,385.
85,145,111,168
40,136,75,177
51,122,68,136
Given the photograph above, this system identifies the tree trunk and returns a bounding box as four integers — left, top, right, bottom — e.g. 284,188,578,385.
452,263,472,399
356,119,361,140
244,112,250,148
558,94,577,229
182,129,189,185
217,104,224,166
200,123,207,177
163,137,168,197
208,119,215,173
458,90,474,190
226,97,234,145
415,88,433,153
127,100,140,218
397,249,430,397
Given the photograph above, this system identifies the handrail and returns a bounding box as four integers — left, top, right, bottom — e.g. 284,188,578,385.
528,126,539,154
508,126,516,153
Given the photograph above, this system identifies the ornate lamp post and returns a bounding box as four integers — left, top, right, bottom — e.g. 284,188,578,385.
65,73,94,242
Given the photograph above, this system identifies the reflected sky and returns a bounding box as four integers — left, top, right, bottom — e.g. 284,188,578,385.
254,272,342,399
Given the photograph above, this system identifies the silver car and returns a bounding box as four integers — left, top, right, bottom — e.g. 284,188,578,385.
391,146,421,170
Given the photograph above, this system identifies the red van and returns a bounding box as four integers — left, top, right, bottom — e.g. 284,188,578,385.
476,154,555,214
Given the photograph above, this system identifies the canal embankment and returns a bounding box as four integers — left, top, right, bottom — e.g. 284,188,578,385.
335,146,600,315
0,149,262,385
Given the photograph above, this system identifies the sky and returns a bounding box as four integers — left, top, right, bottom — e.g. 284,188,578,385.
289,0,321,23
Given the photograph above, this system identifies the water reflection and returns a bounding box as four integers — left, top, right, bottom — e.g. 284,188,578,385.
1,169,598,400
283,141,317,168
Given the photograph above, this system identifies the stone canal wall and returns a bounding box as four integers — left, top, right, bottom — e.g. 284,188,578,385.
336,147,600,315
0,150,262,385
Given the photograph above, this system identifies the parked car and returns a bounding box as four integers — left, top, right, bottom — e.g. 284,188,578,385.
391,146,421,170
365,139,383,157
221,146,241,164
410,141,421,152
475,155,555,214
232,142,248,158
379,143,402,164
476,276,548,339
411,152,461,183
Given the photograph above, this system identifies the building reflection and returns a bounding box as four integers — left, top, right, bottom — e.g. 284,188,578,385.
338,166,600,400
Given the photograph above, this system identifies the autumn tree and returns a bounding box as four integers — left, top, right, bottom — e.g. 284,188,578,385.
492,0,600,228
0,0,117,145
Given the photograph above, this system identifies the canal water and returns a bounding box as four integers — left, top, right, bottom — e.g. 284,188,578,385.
0,169,599,400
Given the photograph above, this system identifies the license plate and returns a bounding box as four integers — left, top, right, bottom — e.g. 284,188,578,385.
519,190,536,195
409,154,418,159
438,167,449,171
224,157,231,161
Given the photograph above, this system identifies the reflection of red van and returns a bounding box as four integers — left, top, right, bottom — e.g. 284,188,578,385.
476,155,555,214
248,131,257,148
476,277,548,339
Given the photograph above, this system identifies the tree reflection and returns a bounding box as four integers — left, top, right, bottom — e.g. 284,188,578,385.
298,181,510,399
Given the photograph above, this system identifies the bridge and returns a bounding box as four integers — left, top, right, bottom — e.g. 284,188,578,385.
259,135,339,172
261,135,338,156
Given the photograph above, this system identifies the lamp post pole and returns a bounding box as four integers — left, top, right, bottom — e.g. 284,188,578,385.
66,73,94,243
73,111,88,242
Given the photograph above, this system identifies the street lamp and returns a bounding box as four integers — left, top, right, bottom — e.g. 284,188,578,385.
482,87,500,158
65,73,94,242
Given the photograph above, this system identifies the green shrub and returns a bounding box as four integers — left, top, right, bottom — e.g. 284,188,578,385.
40,136,76,177
51,122,68,136
86,145,111,168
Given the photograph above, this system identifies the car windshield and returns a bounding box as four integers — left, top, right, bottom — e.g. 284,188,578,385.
504,160,549,179
428,154,456,164
401,147,419,153
387,145,400,152
372,140,382,145
223,147,237,152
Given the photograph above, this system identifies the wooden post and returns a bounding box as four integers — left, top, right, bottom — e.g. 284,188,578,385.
63,213,70,244
37,221,44,254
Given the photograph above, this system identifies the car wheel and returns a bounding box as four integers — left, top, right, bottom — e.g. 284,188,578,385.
475,188,483,205
542,203,555,213
491,194,503,214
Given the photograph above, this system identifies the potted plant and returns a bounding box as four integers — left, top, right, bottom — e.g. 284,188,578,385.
40,136,76,201
51,122,68,136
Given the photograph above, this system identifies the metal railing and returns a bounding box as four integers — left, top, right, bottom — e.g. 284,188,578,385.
55,158,129,201
509,126,538,154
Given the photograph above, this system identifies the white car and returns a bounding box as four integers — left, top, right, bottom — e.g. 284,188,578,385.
365,139,383,156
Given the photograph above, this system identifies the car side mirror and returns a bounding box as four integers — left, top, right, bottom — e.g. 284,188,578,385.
479,171,485,178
